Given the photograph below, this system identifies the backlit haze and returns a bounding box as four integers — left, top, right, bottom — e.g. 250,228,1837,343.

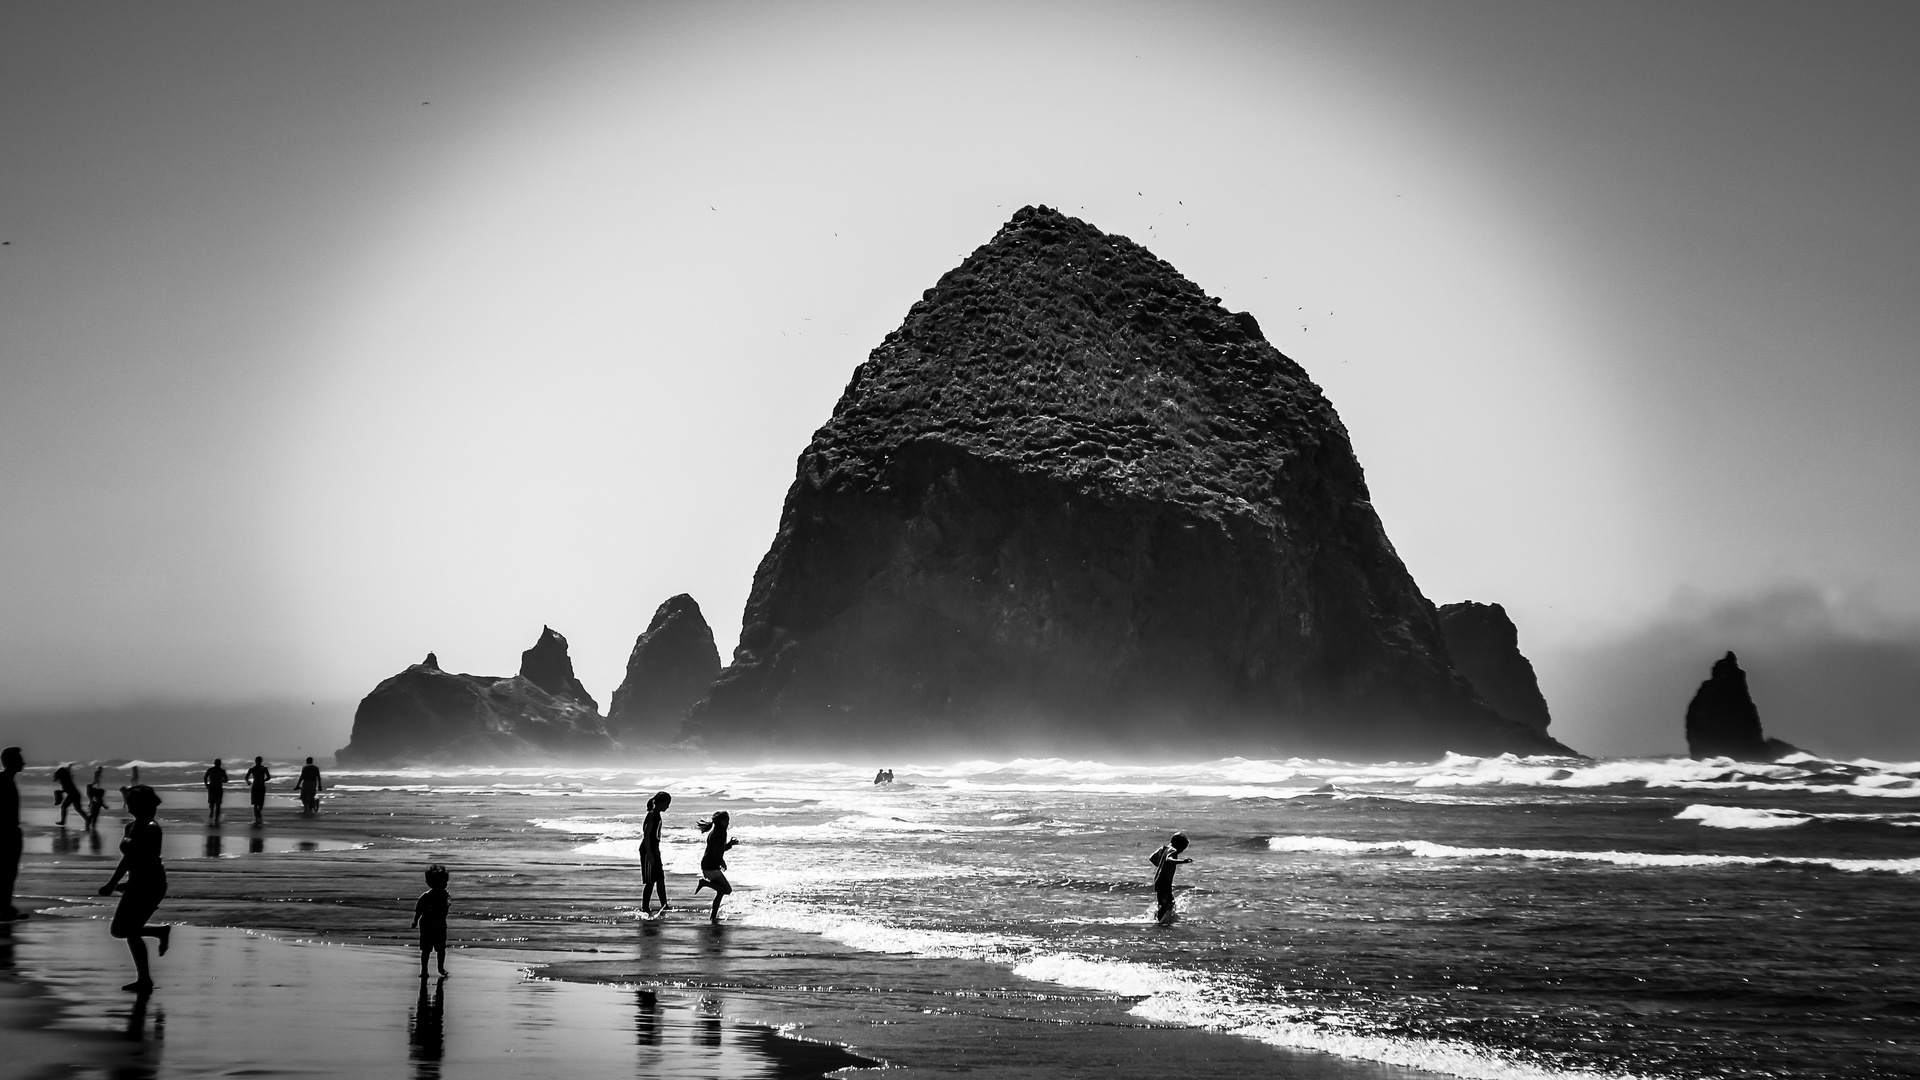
4,2,1917,759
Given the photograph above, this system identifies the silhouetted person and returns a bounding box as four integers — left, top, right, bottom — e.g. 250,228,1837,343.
99,785,171,991
2,747,24,920
412,864,451,977
874,769,886,785
692,811,736,923
1149,831,1191,923
296,757,323,814
54,763,85,826
640,791,672,915
85,766,111,829
244,757,271,825
202,759,228,823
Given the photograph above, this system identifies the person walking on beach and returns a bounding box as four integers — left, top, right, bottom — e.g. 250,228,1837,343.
296,757,323,814
244,756,271,825
98,784,172,992
2,747,25,921
692,811,737,923
1149,831,1191,924
411,864,451,977
54,763,86,826
203,759,228,823
640,791,672,915
85,766,111,829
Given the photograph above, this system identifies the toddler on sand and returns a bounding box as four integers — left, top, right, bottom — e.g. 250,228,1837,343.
411,864,451,977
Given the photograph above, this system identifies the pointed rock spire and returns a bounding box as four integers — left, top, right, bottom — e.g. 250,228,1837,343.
609,595,720,742
519,626,597,710
1685,651,1798,760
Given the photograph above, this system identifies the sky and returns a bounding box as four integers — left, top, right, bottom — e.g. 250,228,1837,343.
2,1,1916,760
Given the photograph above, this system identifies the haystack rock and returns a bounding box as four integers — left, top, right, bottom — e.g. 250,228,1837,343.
520,625,597,710
608,594,722,742
1436,602,1552,733
1685,651,1800,760
336,629,612,763
684,205,1572,759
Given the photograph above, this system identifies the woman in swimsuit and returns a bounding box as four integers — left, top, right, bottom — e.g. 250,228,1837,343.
640,791,672,915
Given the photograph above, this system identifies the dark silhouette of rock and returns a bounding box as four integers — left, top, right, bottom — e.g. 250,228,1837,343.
608,595,722,743
684,205,1573,760
519,626,597,710
1436,602,1552,733
1685,651,1801,760
337,631,612,764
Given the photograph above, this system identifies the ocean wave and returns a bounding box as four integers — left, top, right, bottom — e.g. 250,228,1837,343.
1674,804,1920,830
1266,834,1920,873
745,900,1641,1080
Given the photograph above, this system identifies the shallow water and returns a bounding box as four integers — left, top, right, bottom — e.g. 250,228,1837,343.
19,753,1918,1080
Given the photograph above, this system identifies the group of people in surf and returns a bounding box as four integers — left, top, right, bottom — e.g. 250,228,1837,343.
50,762,114,829
199,756,326,824
634,791,738,924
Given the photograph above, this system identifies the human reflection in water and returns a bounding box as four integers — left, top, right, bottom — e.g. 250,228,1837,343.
696,998,724,1050
634,988,661,1047
409,975,446,1079
247,836,264,855
204,835,222,859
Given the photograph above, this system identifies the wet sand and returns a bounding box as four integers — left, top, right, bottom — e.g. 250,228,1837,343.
4,912,874,1080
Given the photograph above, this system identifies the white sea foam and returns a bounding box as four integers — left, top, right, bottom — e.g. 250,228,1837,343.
745,899,1642,1080
1267,834,1920,873
1673,805,1807,829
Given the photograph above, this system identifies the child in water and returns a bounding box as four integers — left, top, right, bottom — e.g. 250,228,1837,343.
639,792,671,915
85,767,110,829
1149,832,1191,923
692,811,737,923
411,864,451,977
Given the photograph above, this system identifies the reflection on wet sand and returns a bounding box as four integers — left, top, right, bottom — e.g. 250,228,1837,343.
204,835,221,859
6,915,876,1079
409,976,445,1079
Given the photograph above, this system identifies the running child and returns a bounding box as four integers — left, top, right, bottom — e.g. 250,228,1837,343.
692,811,737,923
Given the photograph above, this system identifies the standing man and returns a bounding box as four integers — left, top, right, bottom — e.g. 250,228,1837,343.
203,758,229,823
296,757,323,815
244,756,272,826
2,747,25,920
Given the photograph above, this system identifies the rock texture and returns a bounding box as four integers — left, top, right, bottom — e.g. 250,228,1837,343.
1685,651,1800,760
336,629,612,763
520,626,598,710
684,206,1572,759
1436,602,1552,733
608,594,722,742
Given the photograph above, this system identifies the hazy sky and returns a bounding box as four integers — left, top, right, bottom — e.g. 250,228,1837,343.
3,1,1916,759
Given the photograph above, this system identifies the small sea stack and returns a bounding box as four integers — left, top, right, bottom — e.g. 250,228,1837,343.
1684,651,1800,760
685,205,1571,759
1436,601,1552,733
607,594,722,743
337,629,612,763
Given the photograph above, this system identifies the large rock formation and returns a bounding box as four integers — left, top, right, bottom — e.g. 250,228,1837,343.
337,632,613,763
684,205,1572,759
608,594,722,742
1685,651,1800,760
1436,602,1552,733
520,626,597,710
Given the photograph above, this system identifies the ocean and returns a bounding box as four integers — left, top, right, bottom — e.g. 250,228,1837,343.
15,752,1919,1079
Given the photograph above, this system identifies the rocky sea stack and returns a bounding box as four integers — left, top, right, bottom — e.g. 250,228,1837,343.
1685,651,1800,760
1436,601,1552,733
608,594,722,743
685,206,1572,759
337,631,612,764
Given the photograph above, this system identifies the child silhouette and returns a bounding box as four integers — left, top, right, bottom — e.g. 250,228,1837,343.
411,864,451,977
